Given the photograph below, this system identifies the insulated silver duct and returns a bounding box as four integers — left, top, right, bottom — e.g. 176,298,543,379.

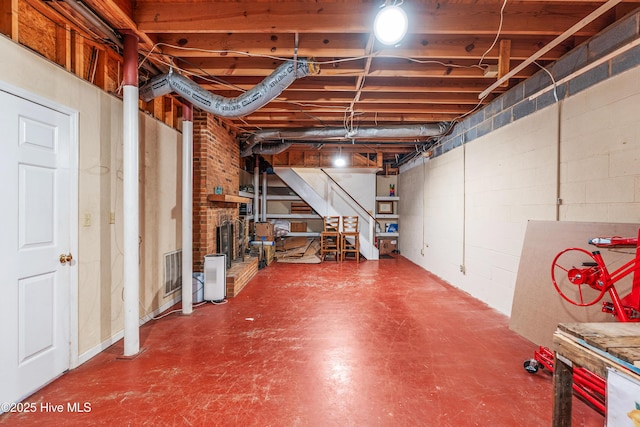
250,142,294,155
241,123,451,157
140,58,319,117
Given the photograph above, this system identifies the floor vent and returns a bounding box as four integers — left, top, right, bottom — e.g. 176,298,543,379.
164,250,182,296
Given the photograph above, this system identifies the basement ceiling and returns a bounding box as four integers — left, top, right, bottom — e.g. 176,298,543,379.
46,0,640,164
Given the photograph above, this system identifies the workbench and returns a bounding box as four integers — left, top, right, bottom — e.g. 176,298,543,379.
552,322,640,427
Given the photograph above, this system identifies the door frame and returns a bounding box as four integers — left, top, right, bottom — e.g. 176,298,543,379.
0,81,80,370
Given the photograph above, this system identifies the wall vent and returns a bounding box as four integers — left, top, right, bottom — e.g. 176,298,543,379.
164,250,182,296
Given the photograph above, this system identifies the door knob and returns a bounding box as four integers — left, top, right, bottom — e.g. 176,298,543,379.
59,253,73,264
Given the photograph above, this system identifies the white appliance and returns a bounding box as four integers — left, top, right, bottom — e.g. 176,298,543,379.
203,254,226,301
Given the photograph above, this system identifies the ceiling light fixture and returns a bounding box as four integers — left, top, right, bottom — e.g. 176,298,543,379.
373,3,408,46
334,147,346,167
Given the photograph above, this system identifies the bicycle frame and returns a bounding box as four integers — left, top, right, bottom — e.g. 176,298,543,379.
588,228,640,321
524,228,640,415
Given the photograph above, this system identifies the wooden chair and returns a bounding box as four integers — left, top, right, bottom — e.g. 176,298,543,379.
320,216,341,261
340,216,360,262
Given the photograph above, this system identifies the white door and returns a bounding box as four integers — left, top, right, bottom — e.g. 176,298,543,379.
0,90,74,405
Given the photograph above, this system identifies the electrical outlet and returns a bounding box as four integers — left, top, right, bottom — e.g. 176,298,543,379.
459,264,466,274
109,212,116,224
83,213,91,227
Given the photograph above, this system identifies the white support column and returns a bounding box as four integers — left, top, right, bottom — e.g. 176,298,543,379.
122,32,140,357
261,171,268,222
253,157,259,225
326,179,333,216
181,103,193,315
368,219,377,260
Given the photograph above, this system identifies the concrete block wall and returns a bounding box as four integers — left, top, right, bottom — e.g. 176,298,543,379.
399,10,640,316
192,112,241,271
433,8,640,159
560,71,640,223
402,67,640,315
421,148,465,282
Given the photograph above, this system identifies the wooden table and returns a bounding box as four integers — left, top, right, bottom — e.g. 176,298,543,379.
552,322,640,427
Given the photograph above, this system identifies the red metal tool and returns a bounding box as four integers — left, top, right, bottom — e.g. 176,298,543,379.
524,346,606,414
524,228,640,415
551,228,640,321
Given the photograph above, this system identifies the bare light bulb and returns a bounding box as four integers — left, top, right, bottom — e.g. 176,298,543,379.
373,5,408,46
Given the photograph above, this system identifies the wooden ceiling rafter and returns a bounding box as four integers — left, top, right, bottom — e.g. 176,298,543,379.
133,2,624,36
12,0,639,165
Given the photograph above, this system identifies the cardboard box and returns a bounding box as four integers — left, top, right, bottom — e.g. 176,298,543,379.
290,222,307,232
379,239,397,255
281,236,308,250
255,222,274,238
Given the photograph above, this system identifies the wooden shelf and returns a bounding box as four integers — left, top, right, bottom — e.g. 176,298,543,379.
376,214,399,219
207,194,251,204
265,195,301,201
377,232,399,237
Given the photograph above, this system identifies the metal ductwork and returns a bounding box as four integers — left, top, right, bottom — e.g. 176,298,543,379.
250,142,294,155
140,58,319,117
241,123,451,157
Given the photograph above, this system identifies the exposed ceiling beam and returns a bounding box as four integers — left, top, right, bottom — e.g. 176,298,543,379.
480,0,624,98
134,2,619,37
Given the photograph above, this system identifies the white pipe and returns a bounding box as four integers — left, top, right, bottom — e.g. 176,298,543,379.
253,158,259,224
122,33,139,357
555,101,562,222
326,180,332,217
479,0,623,99
262,171,268,222
460,143,466,275
181,104,193,315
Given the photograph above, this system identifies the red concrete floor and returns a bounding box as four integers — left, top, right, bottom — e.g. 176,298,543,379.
1,256,603,426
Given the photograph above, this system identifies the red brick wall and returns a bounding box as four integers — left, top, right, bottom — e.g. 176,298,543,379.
192,111,239,271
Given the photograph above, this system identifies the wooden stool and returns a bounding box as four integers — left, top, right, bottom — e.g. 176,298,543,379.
320,216,341,261
340,216,360,262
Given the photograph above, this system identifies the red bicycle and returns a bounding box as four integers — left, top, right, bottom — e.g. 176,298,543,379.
551,229,640,321
523,228,640,414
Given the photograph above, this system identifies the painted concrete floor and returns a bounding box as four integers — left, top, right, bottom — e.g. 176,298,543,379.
1,256,603,426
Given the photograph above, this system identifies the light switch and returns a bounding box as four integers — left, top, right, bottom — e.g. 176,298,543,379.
83,213,91,227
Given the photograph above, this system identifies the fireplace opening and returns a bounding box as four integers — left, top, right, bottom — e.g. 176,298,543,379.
216,222,233,269
216,218,249,269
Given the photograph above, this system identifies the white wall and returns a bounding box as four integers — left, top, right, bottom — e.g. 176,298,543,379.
0,36,182,359
292,167,377,215
329,169,377,216
400,66,640,316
